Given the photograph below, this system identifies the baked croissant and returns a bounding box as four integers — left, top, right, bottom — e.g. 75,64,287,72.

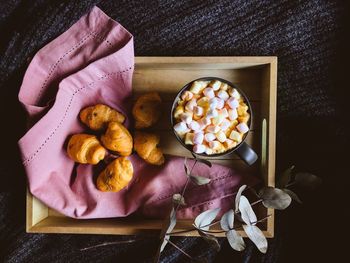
134,131,164,165
80,104,125,131
67,134,106,164
101,121,133,156
96,157,134,192
132,92,162,129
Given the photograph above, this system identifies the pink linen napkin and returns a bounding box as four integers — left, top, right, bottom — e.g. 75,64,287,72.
18,6,258,219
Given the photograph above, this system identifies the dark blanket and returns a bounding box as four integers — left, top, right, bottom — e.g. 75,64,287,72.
0,1,348,262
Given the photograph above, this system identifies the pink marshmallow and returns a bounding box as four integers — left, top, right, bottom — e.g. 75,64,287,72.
188,120,201,131
193,132,204,144
193,144,206,154
216,98,225,109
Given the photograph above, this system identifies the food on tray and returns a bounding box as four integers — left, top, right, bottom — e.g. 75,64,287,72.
79,104,125,130
173,79,250,155
132,92,162,129
67,134,106,164
96,157,134,192
134,131,164,165
101,121,133,156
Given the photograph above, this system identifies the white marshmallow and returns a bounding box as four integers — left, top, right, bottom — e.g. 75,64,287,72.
199,117,211,126
208,97,218,109
185,99,197,111
210,80,222,91
181,90,194,101
203,87,215,99
209,140,221,149
188,120,200,131
229,130,242,142
206,108,218,118
180,112,192,124
205,148,213,155
220,118,231,131
185,133,194,145
217,90,229,101
219,108,229,118
193,106,204,116
206,125,221,133
227,97,239,109
193,144,206,154
216,98,225,109
212,114,225,125
228,108,238,120
236,122,249,134
229,88,241,99
190,81,208,94
174,122,188,133
216,131,227,143
193,132,204,144
224,139,236,148
220,83,229,91
204,132,216,142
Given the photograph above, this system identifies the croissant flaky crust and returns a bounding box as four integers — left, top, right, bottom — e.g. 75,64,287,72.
67,134,106,164
97,157,134,192
134,131,164,165
132,92,162,129
101,121,133,156
80,104,125,131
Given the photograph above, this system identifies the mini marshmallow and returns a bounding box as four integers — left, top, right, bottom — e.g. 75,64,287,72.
217,90,229,101
212,114,225,125
193,132,204,144
174,122,188,133
180,112,193,124
228,108,238,120
216,98,225,109
204,132,216,142
220,83,229,91
193,144,206,154
209,140,221,150
210,80,222,91
174,105,184,119
206,108,218,118
188,120,201,131
185,98,197,111
229,130,242,142
229,88,241,99
193,106,204,116
216,131,227,143
199,117,211,126
236,122,249,134
181,90,194,101
208,97,218,109
205,148,213,155
203,87,215,99
227,97,239,109
220,118,231,131
185,133,194,145
224,139,236,148
197,97,209,107
206,125,221,133
190,81,208,94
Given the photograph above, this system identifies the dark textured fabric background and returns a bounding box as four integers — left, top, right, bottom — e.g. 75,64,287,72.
0,0,348,262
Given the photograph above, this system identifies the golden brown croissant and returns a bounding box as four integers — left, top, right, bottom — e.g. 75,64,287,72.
96,157,134,192
101,121,133,156
79,104,125,130
67,134,106,164
134,131,164,165
132,92,162,129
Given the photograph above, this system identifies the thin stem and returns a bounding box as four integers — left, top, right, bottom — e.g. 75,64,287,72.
80,239,138,251
250,199,263,206
166,237,194,260
285,181,297,188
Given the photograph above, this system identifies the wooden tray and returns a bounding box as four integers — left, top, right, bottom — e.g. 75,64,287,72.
26,57,277,237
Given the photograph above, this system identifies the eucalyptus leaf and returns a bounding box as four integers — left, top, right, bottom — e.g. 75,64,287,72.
220,209,234,231
226,230,245,251
243,225,268,253
198,230,221,252
259,187,292,210
282,189,302,204
277,165,294,188
294,172,322,189
190,175,211,185
194,208,220,231
159,207,177,252
191,153,212,167
235,185,247,213
238,195,257,225
172,194,186,206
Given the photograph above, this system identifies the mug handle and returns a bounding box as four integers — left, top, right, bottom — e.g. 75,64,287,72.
236,142,258,165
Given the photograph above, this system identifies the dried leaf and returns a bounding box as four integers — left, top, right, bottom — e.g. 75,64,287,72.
198,230,221,252
220,209,234,231
243,225,268,253
277,165,294,188
172,194,186,206
159,207,177,252
194,208,220,231
238,196,257,225
294,172,322,189
235,185,247,213
282,189,302,204
191,153,212,167
190,175,211,185
184,158,190,176
259,187,292,210
226,230,245,251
